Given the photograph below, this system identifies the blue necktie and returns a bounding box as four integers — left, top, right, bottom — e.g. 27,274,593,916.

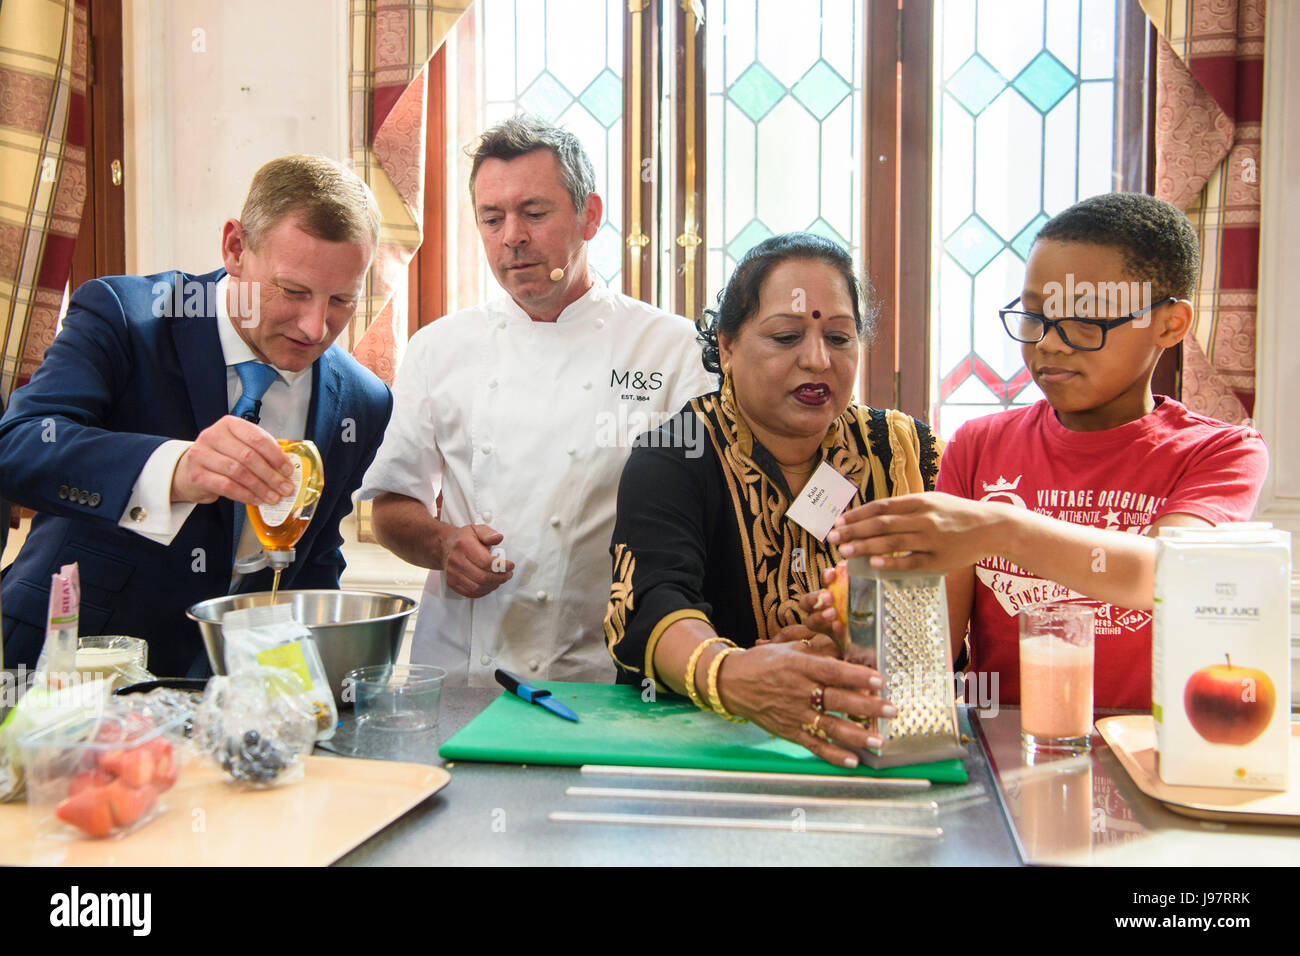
230,361,279,574
231,361,278,425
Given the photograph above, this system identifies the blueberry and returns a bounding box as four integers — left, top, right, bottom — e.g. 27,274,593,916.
243,730,261,747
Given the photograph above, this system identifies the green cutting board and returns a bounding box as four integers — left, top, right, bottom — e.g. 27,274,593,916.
439,681,968,783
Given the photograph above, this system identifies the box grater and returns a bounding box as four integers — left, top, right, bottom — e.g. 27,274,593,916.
843,557,966,768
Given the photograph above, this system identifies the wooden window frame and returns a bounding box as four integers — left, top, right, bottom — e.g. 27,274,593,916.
668,0,706,321
68,0,126,292
623,0,660,302
417,1,1163,420
863,0,931,418
410,47,450,333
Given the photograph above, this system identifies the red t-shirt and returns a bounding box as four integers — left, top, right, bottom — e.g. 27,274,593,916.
935,397,1268,709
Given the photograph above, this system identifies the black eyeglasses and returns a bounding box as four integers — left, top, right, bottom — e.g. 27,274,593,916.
998,296,1177,351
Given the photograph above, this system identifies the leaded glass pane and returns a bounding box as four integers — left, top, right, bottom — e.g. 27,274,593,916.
464,0,624,300
930,0,1123,438
706,0,864,294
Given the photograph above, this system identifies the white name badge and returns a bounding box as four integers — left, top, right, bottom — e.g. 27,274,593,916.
784,461,858,541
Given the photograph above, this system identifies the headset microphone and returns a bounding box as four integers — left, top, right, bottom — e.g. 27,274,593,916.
550,245,583,282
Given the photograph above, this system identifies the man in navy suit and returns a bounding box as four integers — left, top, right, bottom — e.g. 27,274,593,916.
0,155,393,677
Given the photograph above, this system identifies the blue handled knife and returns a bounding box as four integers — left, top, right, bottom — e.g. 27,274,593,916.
495,669,579,722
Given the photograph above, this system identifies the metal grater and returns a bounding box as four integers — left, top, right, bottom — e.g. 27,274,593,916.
842,557,966,768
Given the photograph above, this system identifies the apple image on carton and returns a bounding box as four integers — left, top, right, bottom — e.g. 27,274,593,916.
1183,655,1276,745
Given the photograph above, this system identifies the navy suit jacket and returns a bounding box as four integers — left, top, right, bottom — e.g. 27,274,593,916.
0,394,7,560
0,268,393,677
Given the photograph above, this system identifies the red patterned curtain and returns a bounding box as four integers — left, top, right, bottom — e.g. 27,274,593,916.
0,0,88,401
1142,0,1265,424
347,0,471,384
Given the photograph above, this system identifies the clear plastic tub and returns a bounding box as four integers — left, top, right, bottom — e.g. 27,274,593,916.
19,705,188,840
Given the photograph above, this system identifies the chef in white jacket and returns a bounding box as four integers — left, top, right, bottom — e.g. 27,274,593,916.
358,116,714,686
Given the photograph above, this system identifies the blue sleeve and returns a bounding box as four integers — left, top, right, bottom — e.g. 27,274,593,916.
0,279,166,524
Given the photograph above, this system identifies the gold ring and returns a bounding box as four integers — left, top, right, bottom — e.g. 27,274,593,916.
801,714,830,741
810,686,825,712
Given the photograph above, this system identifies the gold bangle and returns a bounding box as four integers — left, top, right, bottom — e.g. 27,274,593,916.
683,637,729,712
706,646,748,723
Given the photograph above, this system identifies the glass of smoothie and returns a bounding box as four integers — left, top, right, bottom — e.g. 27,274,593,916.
1018,605,1095,754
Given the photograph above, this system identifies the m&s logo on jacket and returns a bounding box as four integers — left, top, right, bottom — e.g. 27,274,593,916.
611,369,663,401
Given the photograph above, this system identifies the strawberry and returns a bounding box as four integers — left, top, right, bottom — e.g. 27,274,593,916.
122,713,154,741
104,779,157,828
55,787,115,838
95,713,153,745
68,769,114,797
98,748,124,774
152,761,178,791
144,738,177,791
99,747,154,788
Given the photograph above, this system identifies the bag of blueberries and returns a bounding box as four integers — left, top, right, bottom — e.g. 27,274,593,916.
193,669,316,788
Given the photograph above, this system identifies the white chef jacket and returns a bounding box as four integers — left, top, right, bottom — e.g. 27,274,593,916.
358,280,716,687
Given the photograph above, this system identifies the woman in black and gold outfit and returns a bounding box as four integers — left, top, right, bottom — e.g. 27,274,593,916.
604,233,941,767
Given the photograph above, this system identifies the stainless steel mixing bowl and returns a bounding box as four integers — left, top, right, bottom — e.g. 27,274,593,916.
186,590,418,706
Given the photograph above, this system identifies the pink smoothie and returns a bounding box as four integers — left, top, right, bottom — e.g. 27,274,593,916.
1020,635,1094,738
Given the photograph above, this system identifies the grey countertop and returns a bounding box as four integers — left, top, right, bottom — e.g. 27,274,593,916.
975,708,1300,866
9,668,1292,865
329,687,1022,866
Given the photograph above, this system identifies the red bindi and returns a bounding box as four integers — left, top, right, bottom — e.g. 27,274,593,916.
812,309,821,319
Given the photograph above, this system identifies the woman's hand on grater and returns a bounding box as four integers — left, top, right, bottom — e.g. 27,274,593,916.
714,640,894,768
798,565,850,645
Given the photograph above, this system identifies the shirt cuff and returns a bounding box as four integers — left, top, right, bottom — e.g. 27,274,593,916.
118,439,198,544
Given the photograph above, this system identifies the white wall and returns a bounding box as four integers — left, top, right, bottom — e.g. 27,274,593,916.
122,0,350,275
1251,0,1300,535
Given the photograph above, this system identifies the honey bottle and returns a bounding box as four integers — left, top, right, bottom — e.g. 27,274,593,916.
245,439,325,576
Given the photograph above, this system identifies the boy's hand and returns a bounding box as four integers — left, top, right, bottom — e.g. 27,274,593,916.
827,492,1014,572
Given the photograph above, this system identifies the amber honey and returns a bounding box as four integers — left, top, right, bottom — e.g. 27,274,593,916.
245,440,324,600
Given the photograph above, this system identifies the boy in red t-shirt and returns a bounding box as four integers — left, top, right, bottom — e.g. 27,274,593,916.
817,193,1268,709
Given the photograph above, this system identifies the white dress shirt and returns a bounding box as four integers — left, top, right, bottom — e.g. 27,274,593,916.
358,280,716,687
119,275,313,562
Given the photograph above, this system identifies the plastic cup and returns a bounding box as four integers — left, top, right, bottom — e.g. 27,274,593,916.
1019,605,1095,754
347,664,445,730
74,636,149,690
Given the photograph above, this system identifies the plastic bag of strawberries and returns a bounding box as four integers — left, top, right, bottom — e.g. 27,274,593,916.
21,696,188,840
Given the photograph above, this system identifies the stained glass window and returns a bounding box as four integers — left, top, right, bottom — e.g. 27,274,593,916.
930,0,1127,437
705,0,864,302
446,0,624,307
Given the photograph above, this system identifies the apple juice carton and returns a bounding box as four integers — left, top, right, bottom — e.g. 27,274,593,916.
1152,524,1291,790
